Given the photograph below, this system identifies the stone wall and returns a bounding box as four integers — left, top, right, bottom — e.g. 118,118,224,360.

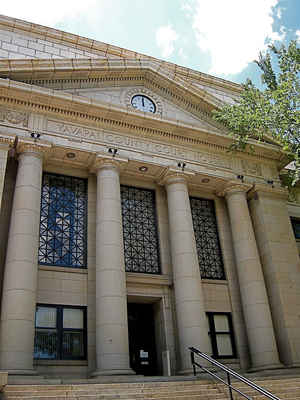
0,29,103,60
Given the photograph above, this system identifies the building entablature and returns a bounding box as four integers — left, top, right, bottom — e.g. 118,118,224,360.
0,113,283,192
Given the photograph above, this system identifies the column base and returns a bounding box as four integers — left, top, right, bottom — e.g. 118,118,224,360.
4,369,38,376
90,368,135,377
177,368,194,376
248,362,284,373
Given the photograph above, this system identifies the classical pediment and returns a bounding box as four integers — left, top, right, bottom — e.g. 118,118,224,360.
0,58,229,135
0,57,284,163
60,85,218,132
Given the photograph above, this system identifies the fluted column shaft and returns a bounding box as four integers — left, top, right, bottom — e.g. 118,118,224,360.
0,146,44,374
165,174,211,373
224,182,281,370
93,159,133,376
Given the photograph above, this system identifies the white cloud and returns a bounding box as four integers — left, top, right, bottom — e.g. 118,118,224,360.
178,47,187,60
156,25,179,58
0,0,99,27
296,30,300,43
186,0,284,75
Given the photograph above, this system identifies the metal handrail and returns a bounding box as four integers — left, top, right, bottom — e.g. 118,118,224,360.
189,347,281,400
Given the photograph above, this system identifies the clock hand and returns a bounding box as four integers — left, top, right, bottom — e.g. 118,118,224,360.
142,97,144,107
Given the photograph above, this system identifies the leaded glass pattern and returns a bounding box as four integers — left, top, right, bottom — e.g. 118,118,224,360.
39,173,87,268
121,185,161,274
190,197,225,279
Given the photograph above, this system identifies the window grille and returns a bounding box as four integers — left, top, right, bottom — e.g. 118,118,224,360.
190,197,225,279
38,173,87,268
121,185,161,274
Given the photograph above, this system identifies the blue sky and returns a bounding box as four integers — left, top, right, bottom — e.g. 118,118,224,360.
1,0,299,86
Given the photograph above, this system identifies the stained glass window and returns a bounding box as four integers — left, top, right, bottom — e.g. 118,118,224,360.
38,173,87,268
121,185,161,274
190,197,225,279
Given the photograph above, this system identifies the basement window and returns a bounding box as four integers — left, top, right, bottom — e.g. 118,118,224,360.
291,218,300,240
34,305,87,360
207,312,236,359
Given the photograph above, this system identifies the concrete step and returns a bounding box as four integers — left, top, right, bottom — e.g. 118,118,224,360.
4,376,300,400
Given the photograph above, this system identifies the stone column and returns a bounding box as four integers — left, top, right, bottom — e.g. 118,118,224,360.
92,158,133,376
164,172,211,373
223,181,281,370
249,184,300,367
0,140,50,374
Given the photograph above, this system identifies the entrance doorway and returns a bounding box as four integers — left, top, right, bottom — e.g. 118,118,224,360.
127,303,158,375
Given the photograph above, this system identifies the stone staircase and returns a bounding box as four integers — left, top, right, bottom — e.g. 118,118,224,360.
2,376,300,400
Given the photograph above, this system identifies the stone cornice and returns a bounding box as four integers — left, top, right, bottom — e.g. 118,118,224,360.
0,14,242,95
0,59,223,114
126,272,172,287
0,78,284,164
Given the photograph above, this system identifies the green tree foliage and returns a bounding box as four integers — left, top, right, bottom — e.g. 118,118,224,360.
213,41,300,185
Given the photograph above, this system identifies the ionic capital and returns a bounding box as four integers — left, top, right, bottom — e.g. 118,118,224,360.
90,154,128,174
218,180,253,198
159,167,195,187
0,133,15,149
248,183,288,201
17,138,52,160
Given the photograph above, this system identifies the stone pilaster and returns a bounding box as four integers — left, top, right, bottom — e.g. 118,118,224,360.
92,157,133,376
163,171,211,373
0,139,51,374
249,184,300,367
0,134,15,211
222,181,281,370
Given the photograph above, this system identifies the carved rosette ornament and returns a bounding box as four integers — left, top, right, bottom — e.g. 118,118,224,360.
0,108,28,127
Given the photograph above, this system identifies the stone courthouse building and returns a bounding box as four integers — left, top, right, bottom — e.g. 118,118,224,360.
0,14,300,382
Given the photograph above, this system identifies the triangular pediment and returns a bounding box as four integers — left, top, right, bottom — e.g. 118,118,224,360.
62,85,219,132
0,58,229,136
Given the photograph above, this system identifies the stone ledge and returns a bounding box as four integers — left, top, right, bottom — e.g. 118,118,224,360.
0,371,8,390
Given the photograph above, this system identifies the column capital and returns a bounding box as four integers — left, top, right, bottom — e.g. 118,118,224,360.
0,133,15,150
17,138,52,160
248,183,288,201
90,154,128,174
218,180,253,198
159,167,195,186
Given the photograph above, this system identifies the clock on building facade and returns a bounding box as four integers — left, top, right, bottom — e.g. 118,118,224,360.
131,94,156,113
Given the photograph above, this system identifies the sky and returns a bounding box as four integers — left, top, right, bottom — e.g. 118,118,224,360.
0,0,299,86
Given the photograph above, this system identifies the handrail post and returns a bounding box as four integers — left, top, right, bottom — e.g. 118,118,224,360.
227,372,233,400
191,350,196,376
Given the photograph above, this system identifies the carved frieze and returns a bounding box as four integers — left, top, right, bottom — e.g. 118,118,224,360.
0,108,28,127
242,160,262,177
47,120,231,171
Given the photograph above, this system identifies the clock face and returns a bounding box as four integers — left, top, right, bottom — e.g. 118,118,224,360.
131,95,156,113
